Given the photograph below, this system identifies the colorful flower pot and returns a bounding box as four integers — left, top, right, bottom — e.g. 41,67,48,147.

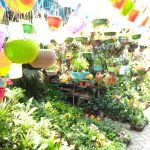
4,39,39,63
65,37,74,43
113,0,125,9
0,31,6,51
0,49,11,68
75,37,88,43
105,39,116,44
93,66,102,72
47,16,62,29
0,65,10,76
30,49,56,69
70,71,90,80
132,34,141,40
67,14,85,34
128,9,139,22
104,32,116,36
4,0,36,13
22,23,34,34
121,0,134,16
0,87,5,101
92,19,108,28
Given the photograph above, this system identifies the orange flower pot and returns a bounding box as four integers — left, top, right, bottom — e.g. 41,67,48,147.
47,16,62,29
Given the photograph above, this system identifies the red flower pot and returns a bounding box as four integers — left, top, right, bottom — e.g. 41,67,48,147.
0,87,5,101
47,16,62,29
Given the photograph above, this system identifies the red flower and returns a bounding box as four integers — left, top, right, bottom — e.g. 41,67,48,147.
6,79,13,86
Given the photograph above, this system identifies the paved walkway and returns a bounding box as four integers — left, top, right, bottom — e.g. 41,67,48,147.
126,107,150,150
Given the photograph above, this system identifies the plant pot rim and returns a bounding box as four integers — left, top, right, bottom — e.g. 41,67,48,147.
47,15,62,20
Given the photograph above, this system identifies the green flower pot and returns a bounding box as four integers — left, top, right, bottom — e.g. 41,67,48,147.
75,37,88,43
104,32,116,36
65,37,74,43
22,23,34,34
4,39,39,63
132,34,141,40
92,18,108,28
105,39,116,44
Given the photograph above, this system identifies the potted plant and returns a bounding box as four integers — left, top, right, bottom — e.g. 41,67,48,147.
107,59,119,73
22,23,34,34
70,57,89,80
45,61,59,76
47,15,62,29
91,18,108,28
65,52,73,64
93,57,103,72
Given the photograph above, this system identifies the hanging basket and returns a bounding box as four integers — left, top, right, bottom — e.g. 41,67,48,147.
22,23,34,34
4,0,36,13
30,49,55,69
0,31,6,51
8,63,22,79
4,39,39,63
91,18,108,28
132,34,141,40
75,37,88,43
65,37,74,43
0,65,10,76
0,49,11,68
0,87,5,101
47,16,62,29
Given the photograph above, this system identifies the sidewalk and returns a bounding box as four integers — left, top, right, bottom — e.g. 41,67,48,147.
127,107,150,150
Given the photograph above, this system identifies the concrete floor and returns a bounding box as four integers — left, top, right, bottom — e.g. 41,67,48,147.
126,107,150,150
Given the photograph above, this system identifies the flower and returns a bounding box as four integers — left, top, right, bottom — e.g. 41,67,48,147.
6,79,13,86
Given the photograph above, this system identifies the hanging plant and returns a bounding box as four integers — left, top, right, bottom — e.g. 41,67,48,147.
4,39,39,63
47,15,63,29
75,36,88,43
22,23,34,34
91,18,108,28
131,34,141,40
104,32,116,36
30,49,55,69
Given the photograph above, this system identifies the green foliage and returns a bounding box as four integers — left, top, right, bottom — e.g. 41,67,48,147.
71,57,89,72
14,67,45,99
0,87,129,150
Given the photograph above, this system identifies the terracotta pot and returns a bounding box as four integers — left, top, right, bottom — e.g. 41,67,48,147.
95,72,103,83
47,16,62,29
104,73,116,86
79,81,85,86
66,58,72,64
